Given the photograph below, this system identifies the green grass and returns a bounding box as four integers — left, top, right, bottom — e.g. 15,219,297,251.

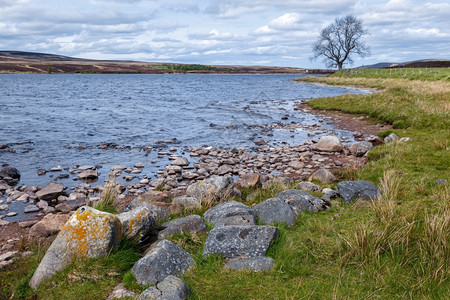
334,67,450,81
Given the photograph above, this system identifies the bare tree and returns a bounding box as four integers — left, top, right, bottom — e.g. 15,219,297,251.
312,15,370,70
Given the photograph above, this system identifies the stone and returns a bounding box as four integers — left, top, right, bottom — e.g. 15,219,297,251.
322,189,339,201
316,136,343,152
224,256,274,272
29,206,122,290
203,201,255,227
288,161,304,170
337,180,381,203
6,212,17,217
24,204,39,213
0,166,21,185
107,283,137,300
309,168,336,183
138,275,190,300
134,163,145,168
110,165,127,171
298,181,323,192
158,215,208,239
0,204,8,211
19,220,39,228
78,170,99,180
172,157,189,166
55,198,86,213
0,219,10,226
172,196,201,209
217,165,232,175
384,133,399,143
368,136,384,146
132,239,194,286
123,198,170,223
186,176,234,202
399,137,411,143
36,200,49,210
349,141,373,157
234,173,260,189
29,213,70,238
140,190,170,203
253,198,296,227
36,182,65,201
276,189,329,213
203,225,279,258
181,171,198,180
117,206,155,239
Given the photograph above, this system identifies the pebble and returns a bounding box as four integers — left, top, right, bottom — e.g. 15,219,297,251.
6,212,17,217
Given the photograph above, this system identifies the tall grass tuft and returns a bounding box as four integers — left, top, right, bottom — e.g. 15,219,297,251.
94,177,121,213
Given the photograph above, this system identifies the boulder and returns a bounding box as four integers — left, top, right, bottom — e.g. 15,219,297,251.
384,133,399,143
0,166,20,185
316,136,343,152
29,206,122,290
138,275,190,300
337,180,381,203
298,181,322,192
322,189,339,201
55,198,86,213
172,157,189,166
123,199,170,223
36,182,65,201
117,206,155,239
203,201,255,227
349,141,373,157
276,189,329,213
132,240,194,286
186,176,234,202
158,215,208,239
224,256,274,272
29,213,70,238
309,168,336,183
107,283,137,300
203,225,279,258
253,198,296,227
368,136,384,146
172,196,201,209
78,170,99,180
234,173,260,189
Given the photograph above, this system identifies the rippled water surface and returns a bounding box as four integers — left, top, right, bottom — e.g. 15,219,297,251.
0,74,369,187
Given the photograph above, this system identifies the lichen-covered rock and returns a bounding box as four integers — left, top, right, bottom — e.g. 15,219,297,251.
172,196,201,209
203,225,279,258
253,198,296,227
309,168,336,183
29,213,70,238
203,201,255,227
29,206,122,290
123,199,169,223
117,206,155,239
316,136,343,152
186,176,234,202
158,215,208,239
138,275,190,300
349,141,373,157
132,240,194,286
224,256,274,272
36,182,65,201
337,180,381,203
276,189,329,213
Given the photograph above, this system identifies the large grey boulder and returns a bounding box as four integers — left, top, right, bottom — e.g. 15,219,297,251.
276,189,329,213
224,256,274,272
316,136,343,152
337,180,381,203
29,206,122,290
36,182,65,201
203,225,279,258
138,275,190,300
132,240,194,286
253,198,296,227
203,201,255,227
158,215,208,239
117,206,155,239
186,176,234,202
349,141,373,157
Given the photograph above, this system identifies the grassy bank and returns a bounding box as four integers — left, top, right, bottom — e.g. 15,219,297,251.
1,72,448,299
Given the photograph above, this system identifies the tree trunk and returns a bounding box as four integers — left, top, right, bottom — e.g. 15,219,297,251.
337,62,343,70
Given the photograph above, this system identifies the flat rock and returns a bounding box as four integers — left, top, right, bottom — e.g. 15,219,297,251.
186,176,234,202
235,173,260,189
172,196,201,209
316,136,343,152
132,239,194,286
55,198,86,213
78,170,99,180
276,189,329,213
224,256,274,272
253,198,296,227
309,168,336,183
117,206,155,239
29,206,122,290
36,182,65,201
298,181,323,192
337,180,381,203
24,204,39,213
138,275,190,300
158,215,208,239
203,201,255,227
349,141,373,157
203,225,280,258
29,213,70,238
172,157,189,166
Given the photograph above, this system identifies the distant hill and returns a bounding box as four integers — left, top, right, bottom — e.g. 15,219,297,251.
0,50,326,74
357,59,450,69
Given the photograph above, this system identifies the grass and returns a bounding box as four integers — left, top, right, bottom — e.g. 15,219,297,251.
335,67,450,81
94,177,121,213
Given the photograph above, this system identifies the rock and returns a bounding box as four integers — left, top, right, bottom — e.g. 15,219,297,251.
0,182,9,191
107,283,137,300
55,198,86,213
78,170,99,180
0,251,17,268
29,213,70,238
6,212,17,217
36,182,65,201
0,166,20,185
19,220,39,228
322,189,339,201
172,196,201,209
110,165,126,171
138,275,190,300
224,256,274,272
132,239,194,286
316,136,343,152
172,157,189,167
234,173,260,189
203,201,255,227
309,168,336,183
24,204,39,213
36,200,49,210
399,137,411,143
217,165,232,175
140,190,170,203
298,181,322,192
349,141,373,157
29,206,122,290
117,206,155,239
253,198,296,227
436,179,448,185
276,189,329,213
181,171,198,180
186,176,234,203
384,133,399,143
203,225,279,258
0,220,10,226
337,180,381,203
368,136,384,146
123,198,170,223
0,204,8,211
134,162,145,168
288,161,303,170
158,215,208,239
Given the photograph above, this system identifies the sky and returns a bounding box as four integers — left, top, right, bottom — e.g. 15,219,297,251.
0,0,449,68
